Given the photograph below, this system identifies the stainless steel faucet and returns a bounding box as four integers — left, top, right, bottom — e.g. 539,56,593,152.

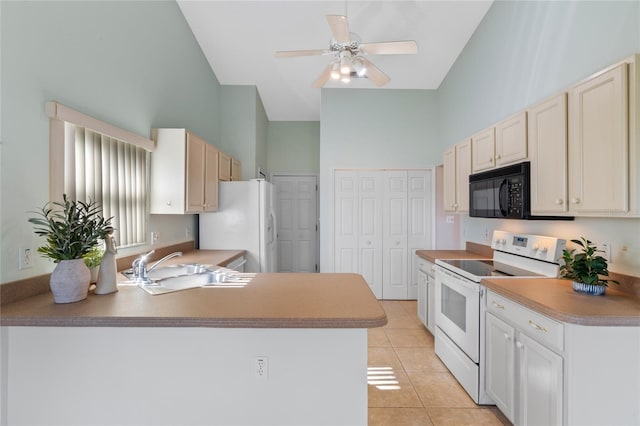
131,250,183,284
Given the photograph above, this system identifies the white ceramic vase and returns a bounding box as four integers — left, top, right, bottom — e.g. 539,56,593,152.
50,259,91,303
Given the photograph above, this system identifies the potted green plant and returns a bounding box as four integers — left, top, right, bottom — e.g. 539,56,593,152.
559,237,619,296
84,245,105,284
28,194,113,303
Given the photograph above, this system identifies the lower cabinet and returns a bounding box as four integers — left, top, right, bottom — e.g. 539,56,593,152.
485,291,563,426
416,256,435,333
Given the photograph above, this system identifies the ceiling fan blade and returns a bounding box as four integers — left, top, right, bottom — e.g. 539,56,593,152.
326,15,351,44
360,41,418,55
312,63,333,88
361,58,390,87
275,49,330,58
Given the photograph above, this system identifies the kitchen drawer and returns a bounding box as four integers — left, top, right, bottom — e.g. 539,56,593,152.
486,290,564,353
417,257,435,274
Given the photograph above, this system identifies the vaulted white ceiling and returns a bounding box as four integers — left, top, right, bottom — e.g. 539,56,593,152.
177,1,493,122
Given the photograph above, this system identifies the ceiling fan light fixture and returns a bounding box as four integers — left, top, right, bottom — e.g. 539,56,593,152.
339,51,352,75
330,62,341,80
341,73,351,83
352,58,367,77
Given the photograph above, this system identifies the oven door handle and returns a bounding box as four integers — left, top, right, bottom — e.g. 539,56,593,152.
498,178,509,217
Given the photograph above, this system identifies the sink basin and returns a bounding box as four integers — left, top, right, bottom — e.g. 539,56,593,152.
147,264,213,280
133,265,230,295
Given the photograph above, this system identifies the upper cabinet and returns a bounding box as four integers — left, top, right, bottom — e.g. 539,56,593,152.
471,127,496,172
528,94,568,214
150,128,219,214
472,112,527,173
568,63,630,214
218,151,231,181
495,111,527,167
218,151,242,181
231,158,241,181
444,139,472,213
448,53,639,218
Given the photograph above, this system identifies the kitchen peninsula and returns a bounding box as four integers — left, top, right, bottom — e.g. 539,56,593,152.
1,250,387,426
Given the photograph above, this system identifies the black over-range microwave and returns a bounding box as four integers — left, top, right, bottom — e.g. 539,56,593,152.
468,161,573,220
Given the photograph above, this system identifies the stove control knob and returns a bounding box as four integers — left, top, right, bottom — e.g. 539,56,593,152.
540,246,548,253
500,238,507,245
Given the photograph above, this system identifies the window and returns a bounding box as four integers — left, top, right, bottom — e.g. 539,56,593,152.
47,102,154,247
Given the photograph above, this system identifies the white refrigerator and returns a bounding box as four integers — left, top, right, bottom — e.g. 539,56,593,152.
199,179,277,272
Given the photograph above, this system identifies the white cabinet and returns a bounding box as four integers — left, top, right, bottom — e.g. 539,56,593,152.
485,290,563,426
334,169,432,300
416,256,435,333
150,128,219,214
528,94,569,214
517,333,563,426
443,139,471,213
471,127,496,172
472,112,527,173
568,63,629,214
485,312,516,422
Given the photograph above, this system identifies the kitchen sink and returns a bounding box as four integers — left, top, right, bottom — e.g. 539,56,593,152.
122,264,231,295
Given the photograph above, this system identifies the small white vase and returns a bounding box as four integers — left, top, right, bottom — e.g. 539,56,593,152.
50,259,91,303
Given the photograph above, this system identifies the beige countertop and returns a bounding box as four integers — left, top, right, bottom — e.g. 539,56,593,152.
416,242,493,263
0,249,387,329
483,277,640,327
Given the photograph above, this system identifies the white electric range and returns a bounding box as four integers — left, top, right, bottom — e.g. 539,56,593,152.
433,230,566,404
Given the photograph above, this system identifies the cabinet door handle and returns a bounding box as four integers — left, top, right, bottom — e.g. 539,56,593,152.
528,320,547,332
496,154,501,160
570,197,581,204
489,157,494,163
492,301,505,310
555,198,564,205
503,333,511,341
516,341,524,349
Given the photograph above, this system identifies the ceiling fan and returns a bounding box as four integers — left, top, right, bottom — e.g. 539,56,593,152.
275,15,418,88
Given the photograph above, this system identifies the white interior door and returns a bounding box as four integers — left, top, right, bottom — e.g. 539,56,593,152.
357,171,383,298
272,175,318,272
383,171,408,299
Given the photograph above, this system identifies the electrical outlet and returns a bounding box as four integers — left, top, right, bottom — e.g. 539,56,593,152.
19,247,33,269
150,232,159,244
255,356,268,380
185,227,190,238
601,243,611,262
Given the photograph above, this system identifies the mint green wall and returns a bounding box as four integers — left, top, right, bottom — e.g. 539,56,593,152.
438,0,640,270
1,1,221,282
267,122,320,174
220,85,269,180
255,93,269,177
319,88,440,269
438,0,640,147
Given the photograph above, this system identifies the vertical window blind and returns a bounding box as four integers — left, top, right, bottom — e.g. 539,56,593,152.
64,123,148,247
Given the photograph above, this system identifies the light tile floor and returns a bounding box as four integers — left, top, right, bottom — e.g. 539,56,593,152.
368,300,511,426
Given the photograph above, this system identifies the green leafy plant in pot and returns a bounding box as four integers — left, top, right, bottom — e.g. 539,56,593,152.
28,195,113,303
84,245,105,284
559,237,619,296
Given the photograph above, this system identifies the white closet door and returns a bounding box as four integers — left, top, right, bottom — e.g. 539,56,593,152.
383,171,408,300
358,171,383,298
407,170,432,299
334,171,358,274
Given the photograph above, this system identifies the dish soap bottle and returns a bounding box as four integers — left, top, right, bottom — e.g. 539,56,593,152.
95,231,118,295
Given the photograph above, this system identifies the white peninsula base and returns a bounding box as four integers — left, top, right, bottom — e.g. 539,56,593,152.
2,327,367,426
